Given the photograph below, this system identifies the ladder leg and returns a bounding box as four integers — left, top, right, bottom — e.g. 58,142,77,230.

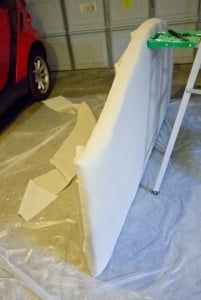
152,92,191,194
152,43,201,194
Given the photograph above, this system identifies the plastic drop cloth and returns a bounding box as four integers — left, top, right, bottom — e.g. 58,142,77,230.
0,94,201,299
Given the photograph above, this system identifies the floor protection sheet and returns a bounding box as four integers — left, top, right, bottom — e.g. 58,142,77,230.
0,95,201,299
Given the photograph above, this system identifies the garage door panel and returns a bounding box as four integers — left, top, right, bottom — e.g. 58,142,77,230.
26,0,65,35
109,0,149,27
71,32,108,69
44,36,71,71
155,0,199,22
64,0,105,32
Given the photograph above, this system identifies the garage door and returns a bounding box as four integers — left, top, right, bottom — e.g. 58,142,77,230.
26,0,72,71
26,0,201,70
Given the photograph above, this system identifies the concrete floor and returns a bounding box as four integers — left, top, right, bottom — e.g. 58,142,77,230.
0,64,200,137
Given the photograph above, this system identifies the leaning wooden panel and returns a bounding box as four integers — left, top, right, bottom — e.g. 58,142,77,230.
75,18,173,276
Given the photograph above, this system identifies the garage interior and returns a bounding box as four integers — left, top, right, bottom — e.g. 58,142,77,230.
1,1,201,299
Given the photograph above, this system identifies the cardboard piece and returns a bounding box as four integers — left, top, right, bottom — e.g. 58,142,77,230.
18,101,96,221
50,102,96,183
18,180,57,221
34,169,68,195
42,96,78,113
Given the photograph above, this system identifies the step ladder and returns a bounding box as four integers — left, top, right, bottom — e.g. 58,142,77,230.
147,30,201,194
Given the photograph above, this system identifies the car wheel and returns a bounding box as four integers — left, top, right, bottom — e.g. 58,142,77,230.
28,49,51,101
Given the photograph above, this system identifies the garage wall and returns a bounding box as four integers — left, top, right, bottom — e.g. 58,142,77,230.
26,0,201,70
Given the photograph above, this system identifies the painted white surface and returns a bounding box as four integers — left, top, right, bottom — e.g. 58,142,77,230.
75,18,173,276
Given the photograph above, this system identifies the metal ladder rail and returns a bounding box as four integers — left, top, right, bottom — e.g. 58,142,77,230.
152,41,201,194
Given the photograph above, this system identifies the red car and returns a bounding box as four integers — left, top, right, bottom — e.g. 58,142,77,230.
0,0,51,115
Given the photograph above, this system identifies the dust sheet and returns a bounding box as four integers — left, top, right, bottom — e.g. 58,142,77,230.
0,95,201,299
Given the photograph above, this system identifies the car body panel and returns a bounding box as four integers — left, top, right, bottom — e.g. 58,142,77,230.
15,0,45,83
0,8,11,92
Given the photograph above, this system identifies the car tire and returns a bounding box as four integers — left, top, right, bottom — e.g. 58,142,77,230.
28,49,51,101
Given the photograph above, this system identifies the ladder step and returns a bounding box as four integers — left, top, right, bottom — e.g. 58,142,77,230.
189,88,201,95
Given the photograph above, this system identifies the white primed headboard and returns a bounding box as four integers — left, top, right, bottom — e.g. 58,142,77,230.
75,18,173,276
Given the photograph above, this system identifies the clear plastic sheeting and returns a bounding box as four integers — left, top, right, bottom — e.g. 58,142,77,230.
0,95,201,299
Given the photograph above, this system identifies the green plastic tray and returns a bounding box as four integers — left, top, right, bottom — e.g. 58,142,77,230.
147,31,201,49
